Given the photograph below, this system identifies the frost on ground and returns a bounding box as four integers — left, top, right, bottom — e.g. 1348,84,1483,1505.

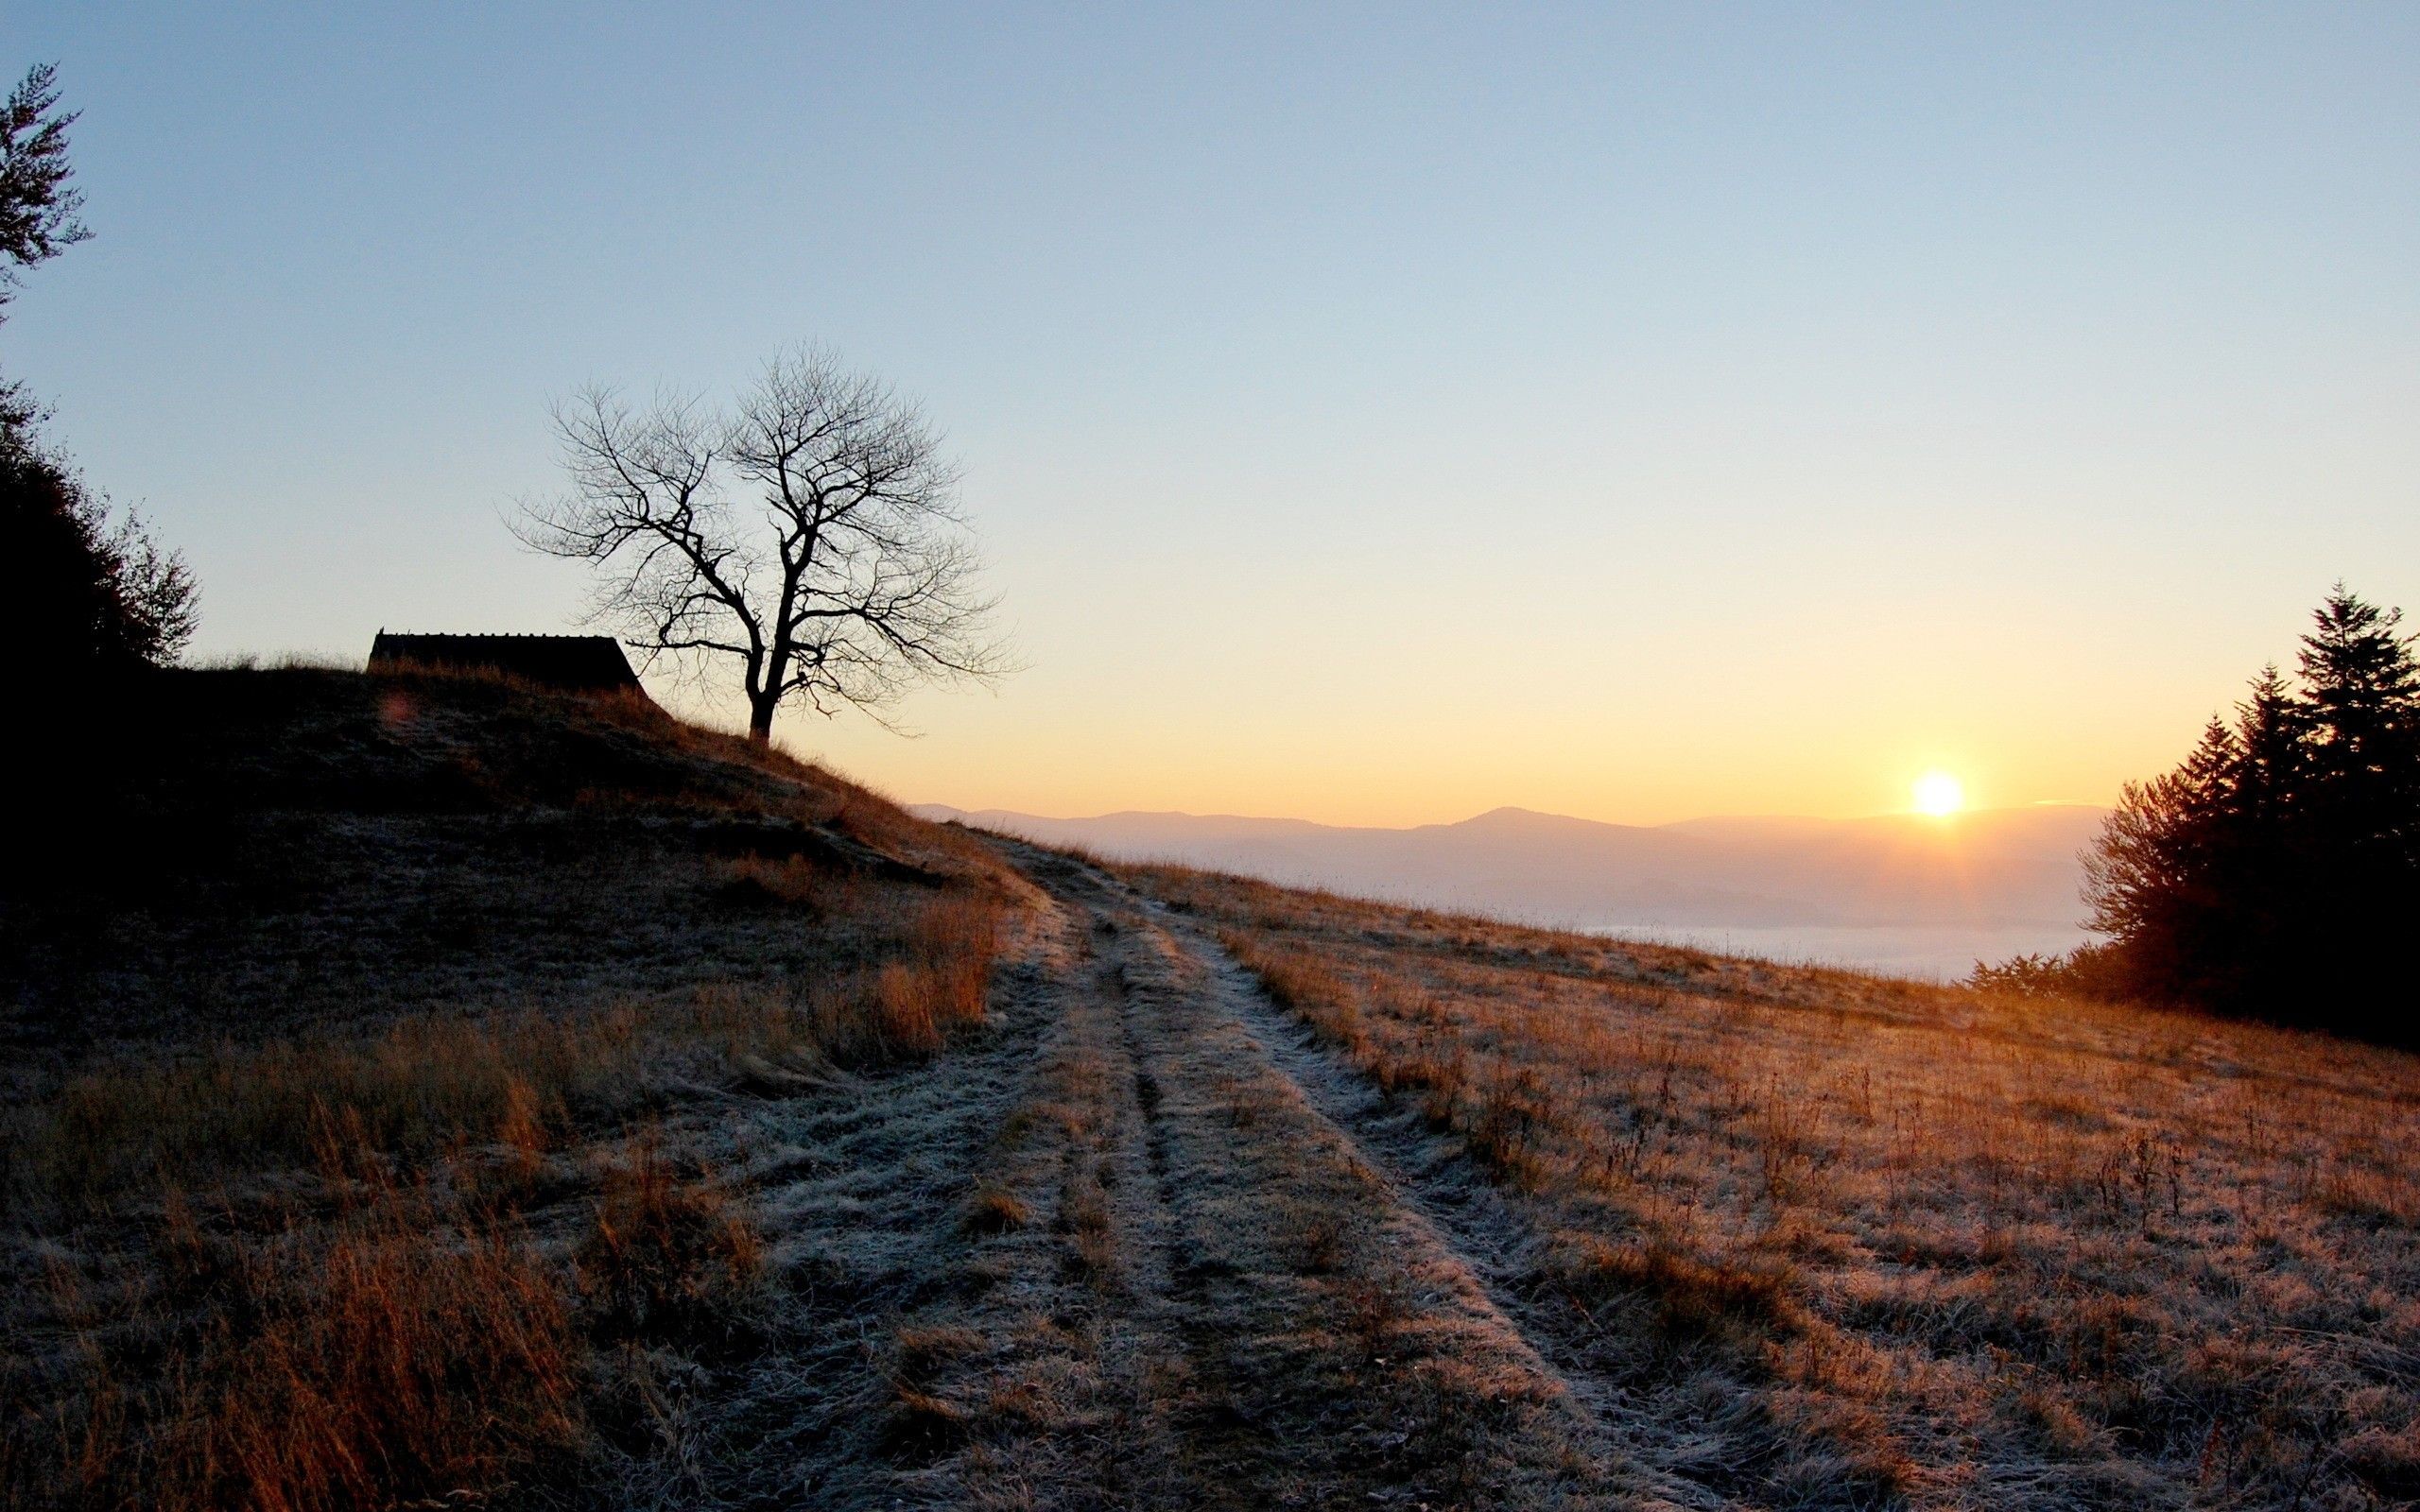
1126,861,2420,1512
9,668,2415,1509
834,843,1655,1511
1,666,1029,1511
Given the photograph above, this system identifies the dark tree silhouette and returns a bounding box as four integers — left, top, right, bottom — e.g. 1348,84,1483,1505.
2298,592,2420,845
2081,716,2239,1004
2291,592,2420,1008
518,348,1010,743
2,63,91,434
3,423,199,673
0,62,90,320
2069,586,2420,1041
0,61,196,677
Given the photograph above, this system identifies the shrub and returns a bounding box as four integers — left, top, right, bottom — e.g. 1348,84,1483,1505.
962,1182,1030,1235
1965,942,2132,1002
577,1136,766,1344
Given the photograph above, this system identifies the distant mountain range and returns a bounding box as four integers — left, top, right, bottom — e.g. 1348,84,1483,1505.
912,802,2109,932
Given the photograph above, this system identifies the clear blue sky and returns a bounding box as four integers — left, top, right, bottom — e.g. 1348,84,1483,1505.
9,4,2417,822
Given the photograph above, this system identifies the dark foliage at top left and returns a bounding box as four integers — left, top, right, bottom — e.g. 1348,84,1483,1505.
0,62,197,680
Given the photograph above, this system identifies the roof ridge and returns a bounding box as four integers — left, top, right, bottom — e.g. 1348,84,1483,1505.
366,631,644,696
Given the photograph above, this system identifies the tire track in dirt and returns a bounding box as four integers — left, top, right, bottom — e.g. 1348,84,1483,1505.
1149,902,1760,1510
1168,910,1759,1507
942,880,1203,1510
1008,845,1697,1511
1005,849,1309,1510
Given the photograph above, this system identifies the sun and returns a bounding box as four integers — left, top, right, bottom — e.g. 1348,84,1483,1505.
1912,770,1965,816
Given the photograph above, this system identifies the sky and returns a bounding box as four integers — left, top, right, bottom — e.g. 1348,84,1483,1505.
9,3,2417,826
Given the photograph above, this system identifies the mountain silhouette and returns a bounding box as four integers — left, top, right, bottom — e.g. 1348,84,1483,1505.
913,802,2107,932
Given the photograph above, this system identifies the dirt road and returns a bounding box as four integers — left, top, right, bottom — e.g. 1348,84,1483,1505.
708,843,1717,1510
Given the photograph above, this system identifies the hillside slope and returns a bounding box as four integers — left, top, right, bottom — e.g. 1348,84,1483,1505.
6,682,2413,1510
4,664,1018,1062
2,666,1037,1510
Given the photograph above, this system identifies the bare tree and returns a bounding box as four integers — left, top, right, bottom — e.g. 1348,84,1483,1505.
517,348,1010,742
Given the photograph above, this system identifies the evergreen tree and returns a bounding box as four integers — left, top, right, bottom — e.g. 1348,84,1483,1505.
0,63,89,455
2297,586,2420,845
2077,587,2420,1042
2291,587,2420,1031
2232,663,2306,825
1,420,197,673
2212,665,2307,1009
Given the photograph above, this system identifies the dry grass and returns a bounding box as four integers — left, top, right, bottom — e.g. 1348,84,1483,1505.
1,874,1000,1510
13,1128,782,1512
717,850,839,911
1133,860,2420,1511
0,668,1018,1511
2,1100,781,1511
852,892,1002,1063
866,859,1626,1510
962,1182,1031,1235
5,886,1002,1209
578,1132,768,1343
10,1151,586,1511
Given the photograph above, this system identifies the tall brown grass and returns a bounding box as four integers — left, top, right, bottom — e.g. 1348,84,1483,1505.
809,888,1000,1066
1151,863,2420,1510
579,1132,768,1343
5,886,1005,1207
18,1164,583,1512
2,883,1004,1510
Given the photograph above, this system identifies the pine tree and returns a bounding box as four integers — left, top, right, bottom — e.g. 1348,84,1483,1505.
2207,665,2308,1009
2079,587,2420,1041
1,421,197,672
2232,664,2305,825
0,62,91,318
2297,586,2420,838
2291,587,2420,1030
0,63,198,677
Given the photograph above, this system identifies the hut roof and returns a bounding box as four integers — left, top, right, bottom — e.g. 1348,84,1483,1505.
367,632,644,694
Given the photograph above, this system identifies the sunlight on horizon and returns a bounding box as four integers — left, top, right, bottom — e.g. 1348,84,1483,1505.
1912,771,1966,817
14,6,2417,832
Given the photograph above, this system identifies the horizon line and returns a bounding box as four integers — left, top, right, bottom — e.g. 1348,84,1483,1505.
910,798,2115,832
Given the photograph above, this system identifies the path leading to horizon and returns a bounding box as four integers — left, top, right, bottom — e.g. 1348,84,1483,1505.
735,840,1714,1509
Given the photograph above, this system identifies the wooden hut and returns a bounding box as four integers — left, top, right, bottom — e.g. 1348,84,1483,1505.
367,631,646,696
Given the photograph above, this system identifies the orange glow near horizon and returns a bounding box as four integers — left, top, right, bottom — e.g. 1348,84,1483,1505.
746,533,2252,829
40,8,2420,839
754,654,2151,828
1911,771,1966,817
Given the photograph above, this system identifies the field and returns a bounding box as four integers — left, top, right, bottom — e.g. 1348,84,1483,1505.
4,668,2415,1510
1131,866,2420,1509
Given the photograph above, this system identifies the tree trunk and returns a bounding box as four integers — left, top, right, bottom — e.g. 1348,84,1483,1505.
750,646,790,746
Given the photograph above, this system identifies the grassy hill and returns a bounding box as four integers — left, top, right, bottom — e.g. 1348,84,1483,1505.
1127,864,2420,1508
1,666,1030,1509
5,663,1015,1060
4,670,2415,1510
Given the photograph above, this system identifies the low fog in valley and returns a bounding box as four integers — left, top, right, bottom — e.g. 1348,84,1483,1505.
919,802,2108,976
